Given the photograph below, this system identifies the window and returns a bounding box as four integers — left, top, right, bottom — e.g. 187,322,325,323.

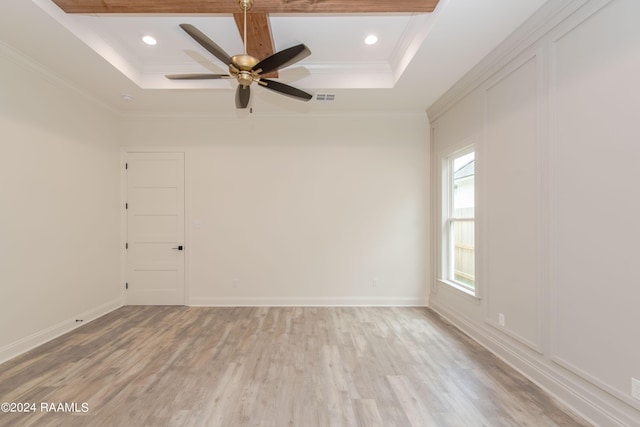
443,149,476,293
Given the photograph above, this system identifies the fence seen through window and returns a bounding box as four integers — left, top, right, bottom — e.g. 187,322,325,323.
450,151,475,289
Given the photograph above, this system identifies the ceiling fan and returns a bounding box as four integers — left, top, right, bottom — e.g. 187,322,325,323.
165,0,312,109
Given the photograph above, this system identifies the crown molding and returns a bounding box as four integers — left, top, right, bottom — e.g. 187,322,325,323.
119,108,429,120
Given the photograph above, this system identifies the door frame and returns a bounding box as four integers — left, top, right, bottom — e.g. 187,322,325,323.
121,147,189,306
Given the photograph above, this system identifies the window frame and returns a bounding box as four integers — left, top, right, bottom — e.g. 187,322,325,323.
440,145,477,296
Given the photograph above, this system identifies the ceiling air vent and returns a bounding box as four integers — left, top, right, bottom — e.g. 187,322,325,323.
316,94,336,102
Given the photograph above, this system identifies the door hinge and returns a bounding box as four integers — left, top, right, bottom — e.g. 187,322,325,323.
125,242,128,249
125,283,128,290
125,203,128,210
125,163,128,170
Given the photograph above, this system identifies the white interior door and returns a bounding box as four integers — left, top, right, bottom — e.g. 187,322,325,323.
126,152,185,305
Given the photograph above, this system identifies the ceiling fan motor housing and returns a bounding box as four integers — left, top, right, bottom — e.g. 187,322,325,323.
230,54,260,87
231,54,259,70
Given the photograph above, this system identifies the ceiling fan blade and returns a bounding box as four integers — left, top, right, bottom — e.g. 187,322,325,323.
260,79,312,101
179,24,232,66
166,74,230,80
253,44,310,75
236,85,251,109
233,13,277,78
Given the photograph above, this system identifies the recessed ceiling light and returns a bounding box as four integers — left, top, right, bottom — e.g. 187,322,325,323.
142,35,157,46
364,35,378,45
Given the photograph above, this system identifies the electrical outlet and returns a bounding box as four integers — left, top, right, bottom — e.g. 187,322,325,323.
232,279,239,289
372,278,378,288
498,313,505,327
632,378,640,400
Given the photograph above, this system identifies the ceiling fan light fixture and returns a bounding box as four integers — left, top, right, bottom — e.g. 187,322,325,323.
142,35,157,46
364,34,378,45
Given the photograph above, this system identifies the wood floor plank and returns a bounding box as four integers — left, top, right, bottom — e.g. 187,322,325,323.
352,398,384,427
0,307,590,427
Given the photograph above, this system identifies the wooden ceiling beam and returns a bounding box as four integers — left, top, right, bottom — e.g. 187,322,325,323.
51,0,440,14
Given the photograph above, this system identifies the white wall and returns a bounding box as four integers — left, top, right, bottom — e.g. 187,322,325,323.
428,0,640,425
122,113,429,306
0,44,122,362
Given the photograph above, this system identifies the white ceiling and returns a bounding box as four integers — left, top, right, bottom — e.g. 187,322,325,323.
0,0,548,115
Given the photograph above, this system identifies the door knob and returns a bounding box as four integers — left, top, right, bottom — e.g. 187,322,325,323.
172,245,184,251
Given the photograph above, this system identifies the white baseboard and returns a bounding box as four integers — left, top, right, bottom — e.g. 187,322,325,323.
189,296,428,307
0,297,124,365
429,301,639,427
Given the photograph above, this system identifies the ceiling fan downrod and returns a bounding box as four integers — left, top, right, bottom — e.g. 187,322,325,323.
239,0,253,55
233,0,258,87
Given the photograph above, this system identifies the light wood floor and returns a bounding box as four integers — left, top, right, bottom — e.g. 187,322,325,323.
0,307,589,427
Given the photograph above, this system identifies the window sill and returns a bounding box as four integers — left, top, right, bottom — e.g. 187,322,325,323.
437,279,481,300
